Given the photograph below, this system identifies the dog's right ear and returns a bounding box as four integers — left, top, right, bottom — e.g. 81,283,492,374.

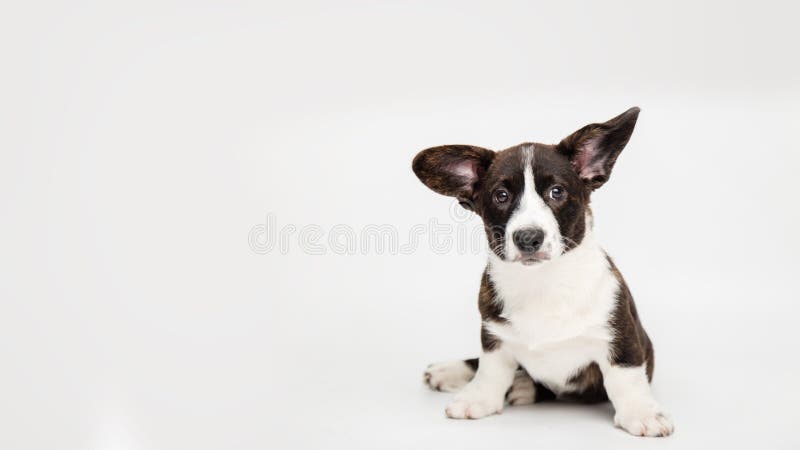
412,145,495,210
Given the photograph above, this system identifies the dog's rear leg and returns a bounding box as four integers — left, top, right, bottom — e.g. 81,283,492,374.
424,359,538,405
423,359,478,392
506,370,537,406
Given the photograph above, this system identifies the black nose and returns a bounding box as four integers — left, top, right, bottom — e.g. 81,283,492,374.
513,228,544,253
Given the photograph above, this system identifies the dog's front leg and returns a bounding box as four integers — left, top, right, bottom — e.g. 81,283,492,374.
599,363,674,437
445,346,516,419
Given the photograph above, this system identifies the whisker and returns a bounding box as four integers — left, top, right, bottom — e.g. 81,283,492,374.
560,236,580,251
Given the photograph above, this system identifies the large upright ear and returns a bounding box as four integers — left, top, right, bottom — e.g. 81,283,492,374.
557,107,640,190
412,145,495,209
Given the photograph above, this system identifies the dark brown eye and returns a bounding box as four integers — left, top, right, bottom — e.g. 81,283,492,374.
549,185,565,201
494,189,509,204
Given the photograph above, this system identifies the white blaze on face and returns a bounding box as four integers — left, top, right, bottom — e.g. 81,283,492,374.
504,146,564,262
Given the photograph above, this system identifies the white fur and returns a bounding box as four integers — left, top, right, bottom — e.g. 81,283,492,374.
436,145,673,435
444,216,673,436
485,226,618,395
445,348,516,419
504,146,564,262
424,360,473,392
426,360,536,405
602,364,674,436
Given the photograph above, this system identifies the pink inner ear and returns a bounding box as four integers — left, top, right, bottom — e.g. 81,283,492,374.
450,160,478,185
572,135,604,180
578,166,604,181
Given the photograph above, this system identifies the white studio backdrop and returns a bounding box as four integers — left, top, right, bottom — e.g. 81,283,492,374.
1,1,799,449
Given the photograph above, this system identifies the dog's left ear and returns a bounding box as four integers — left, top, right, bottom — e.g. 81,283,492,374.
557,107,640,190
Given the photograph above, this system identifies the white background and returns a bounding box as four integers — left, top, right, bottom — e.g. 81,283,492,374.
2,1,799,449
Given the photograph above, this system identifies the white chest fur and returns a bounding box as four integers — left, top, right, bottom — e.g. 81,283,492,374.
485,232,620,392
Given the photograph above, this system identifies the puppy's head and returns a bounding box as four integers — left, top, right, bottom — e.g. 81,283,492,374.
412,107,640,265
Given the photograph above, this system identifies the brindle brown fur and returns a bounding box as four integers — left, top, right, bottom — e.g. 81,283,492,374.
607,254,655,380
469,253,653,402
563,362,607,403
414,108,651,403
478,269,505,351
415,143,595,260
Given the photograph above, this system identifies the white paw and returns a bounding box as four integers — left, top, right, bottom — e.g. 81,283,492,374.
614,406,674,437
506,371,536,406
424,360,474,393
445,390,503,419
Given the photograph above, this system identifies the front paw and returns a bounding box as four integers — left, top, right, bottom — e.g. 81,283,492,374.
614,407,674,437
445,392,503,419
